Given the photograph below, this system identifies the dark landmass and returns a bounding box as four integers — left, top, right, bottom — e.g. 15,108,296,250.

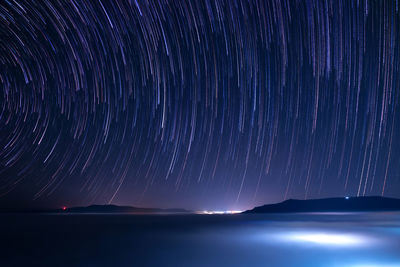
245,196,400,213
60,204,190,214
0,204,190,214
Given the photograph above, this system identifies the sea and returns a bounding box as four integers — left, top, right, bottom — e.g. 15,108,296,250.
1,212,399,266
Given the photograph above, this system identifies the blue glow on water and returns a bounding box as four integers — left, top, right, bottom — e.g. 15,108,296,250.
273,231,372,246
1,212,400,266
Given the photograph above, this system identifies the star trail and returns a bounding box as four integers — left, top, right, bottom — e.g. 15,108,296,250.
0,0,400,210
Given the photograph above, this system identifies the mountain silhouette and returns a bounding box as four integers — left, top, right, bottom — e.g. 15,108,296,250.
245,196,400,213
58,204,190,214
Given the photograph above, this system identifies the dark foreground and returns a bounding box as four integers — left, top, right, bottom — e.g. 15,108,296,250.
1,212,400,267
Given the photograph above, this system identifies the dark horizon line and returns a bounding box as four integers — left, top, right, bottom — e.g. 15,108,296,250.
1,195,399,214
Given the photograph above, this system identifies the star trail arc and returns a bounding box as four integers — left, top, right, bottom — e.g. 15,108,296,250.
0,0,399,209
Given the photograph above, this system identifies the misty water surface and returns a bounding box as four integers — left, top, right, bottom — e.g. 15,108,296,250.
1,212,399,266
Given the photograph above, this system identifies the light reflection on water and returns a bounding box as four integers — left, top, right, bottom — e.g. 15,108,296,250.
273,231,371,246
342,264,400,267
1,212,400,266
193,212,400,267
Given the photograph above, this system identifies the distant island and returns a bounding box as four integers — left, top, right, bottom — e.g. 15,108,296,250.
57,204,190,214
245,196,400,213
0,204,190,214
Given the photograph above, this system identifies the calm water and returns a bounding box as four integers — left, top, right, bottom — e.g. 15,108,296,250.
1,212,400,266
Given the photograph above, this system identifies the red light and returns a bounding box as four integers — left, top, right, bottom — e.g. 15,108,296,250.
62,206,67,210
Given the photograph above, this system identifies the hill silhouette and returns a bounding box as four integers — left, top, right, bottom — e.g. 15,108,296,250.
58,204,190,214
245,196,400,213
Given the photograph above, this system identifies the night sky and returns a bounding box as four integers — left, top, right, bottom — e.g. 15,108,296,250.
1,0,400,211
